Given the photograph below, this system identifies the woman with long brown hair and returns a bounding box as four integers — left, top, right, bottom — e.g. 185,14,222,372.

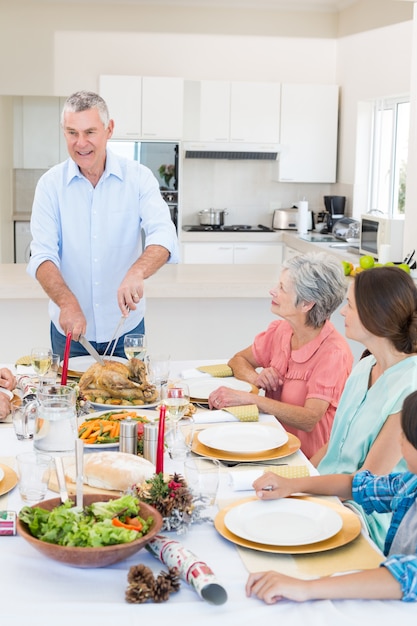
311,266,417,549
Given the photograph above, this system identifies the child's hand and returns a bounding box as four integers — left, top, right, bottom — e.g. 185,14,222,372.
246,571,309,603
252,471,293,500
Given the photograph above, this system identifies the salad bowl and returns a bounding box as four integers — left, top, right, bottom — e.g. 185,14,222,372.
16,493,163,568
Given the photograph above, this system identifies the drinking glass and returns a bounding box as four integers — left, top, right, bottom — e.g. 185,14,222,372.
161,381,190,452
123,334,147,361
43,353,60,386
146,353,170,397
184,456,220,512
31,347,52,387
16,451,52,504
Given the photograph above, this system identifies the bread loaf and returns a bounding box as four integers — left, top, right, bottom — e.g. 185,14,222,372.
65,451,155,492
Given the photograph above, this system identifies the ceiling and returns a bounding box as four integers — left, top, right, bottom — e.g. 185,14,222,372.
25,0,358,11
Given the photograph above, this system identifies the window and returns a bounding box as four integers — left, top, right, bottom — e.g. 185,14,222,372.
370,97,410,216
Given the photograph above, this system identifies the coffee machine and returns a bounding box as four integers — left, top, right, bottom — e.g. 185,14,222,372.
322,196,346,233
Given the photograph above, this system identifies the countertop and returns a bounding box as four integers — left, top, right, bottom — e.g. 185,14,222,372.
0,263,281,300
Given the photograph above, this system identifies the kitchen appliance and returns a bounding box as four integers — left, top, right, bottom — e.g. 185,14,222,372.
359,213,405,262
332,217,360,242
322,195,346,233
107,140,179,232
183,224,274,232
198,209,228,227
272,208,313,231
183,141,280,160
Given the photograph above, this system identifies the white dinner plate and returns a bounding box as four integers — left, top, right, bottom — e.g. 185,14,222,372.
197,423,288,453
187,377,252,400
224,498,343,546
62,355,128,373
0,388,13,400
0,466,4,482
90,400,159,411
78,409,158,448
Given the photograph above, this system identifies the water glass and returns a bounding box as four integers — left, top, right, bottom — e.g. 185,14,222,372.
146,353,171,395
33,385,77,455
184,456,220,506
42,353,60,386
12,402,37,440
16,451,52,503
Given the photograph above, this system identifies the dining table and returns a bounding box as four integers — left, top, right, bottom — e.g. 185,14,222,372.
1,359,416,626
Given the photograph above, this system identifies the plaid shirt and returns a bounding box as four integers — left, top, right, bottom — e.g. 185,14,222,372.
352,470,417,601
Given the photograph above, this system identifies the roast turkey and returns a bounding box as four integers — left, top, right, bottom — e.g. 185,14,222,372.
79,358,158,404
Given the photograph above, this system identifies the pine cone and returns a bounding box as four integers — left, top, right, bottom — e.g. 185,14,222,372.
153,576,171,603
163,567,181,593
127,563,155,588
125,582,153,604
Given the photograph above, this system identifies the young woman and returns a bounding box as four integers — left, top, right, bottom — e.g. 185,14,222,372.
311,266,417,549
246,389,417,604
208,253,353,459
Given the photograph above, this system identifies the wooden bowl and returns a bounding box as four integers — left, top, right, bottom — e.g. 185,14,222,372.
16,493,163,568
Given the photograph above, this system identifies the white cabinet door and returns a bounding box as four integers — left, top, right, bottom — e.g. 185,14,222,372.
14,97,61,169
278,84,338,183
230,82,280,143
182,243,234,264
142,77,184,139
183,80,230,142
99,75,142,139
233,243,283,265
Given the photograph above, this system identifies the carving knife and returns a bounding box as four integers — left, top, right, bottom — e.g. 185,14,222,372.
78,335,105,366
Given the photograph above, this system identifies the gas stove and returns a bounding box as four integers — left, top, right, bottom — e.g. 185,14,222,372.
182,224,274,232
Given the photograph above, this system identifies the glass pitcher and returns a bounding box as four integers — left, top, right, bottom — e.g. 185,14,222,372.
33,385,77,455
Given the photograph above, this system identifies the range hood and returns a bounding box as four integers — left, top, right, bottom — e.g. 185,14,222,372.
183,142,280,160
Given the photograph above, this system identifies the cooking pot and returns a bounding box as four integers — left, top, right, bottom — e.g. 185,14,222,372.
198,209,228,227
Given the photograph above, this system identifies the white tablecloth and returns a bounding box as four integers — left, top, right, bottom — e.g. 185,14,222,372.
1,360,416,625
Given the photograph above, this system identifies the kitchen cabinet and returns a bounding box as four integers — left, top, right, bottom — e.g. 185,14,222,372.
13,96,68,169
182,242,283,265
277,84,339,183
183,80,281,143
99,75,142,139
99,75,184,140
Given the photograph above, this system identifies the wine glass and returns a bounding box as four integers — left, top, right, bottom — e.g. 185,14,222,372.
123,334,147,361
161,381,190,456
31,347,52,388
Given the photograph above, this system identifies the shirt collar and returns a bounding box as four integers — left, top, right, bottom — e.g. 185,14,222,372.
291,320,334,364
65,149,124,185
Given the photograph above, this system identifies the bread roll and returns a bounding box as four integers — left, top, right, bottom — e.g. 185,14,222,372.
65,451,155,492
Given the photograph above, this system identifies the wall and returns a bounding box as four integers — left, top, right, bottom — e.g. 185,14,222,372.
0,0,415,259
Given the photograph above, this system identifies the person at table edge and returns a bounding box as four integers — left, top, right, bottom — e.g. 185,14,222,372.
0,368,16,421
209,252,353,459
27,90,179,360
246,389,417,604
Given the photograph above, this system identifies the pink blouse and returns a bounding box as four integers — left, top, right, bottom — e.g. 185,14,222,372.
252,319,353,458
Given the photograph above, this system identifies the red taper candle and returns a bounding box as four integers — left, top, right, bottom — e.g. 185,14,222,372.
155,404,166,474
60,331,72,386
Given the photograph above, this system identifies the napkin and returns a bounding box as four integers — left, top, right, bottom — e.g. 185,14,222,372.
197,364,233,377
223,404,259,422
192,405,259,423
229,466,310,491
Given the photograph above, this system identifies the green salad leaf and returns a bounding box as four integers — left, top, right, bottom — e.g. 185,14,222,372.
19,495,152,547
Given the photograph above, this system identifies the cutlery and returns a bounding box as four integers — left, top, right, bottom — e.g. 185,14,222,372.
103,313,127,359
54,456,68,504
75,438,84,510
78,335,105,366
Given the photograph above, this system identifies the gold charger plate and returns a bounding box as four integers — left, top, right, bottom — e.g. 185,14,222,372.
215,495,362,554
192,431,301,462
0,463,19,497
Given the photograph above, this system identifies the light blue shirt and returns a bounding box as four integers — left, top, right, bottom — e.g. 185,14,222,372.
27,150,179,343
318,354,417,549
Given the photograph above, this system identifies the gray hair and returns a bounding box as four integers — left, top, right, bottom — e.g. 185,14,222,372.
61,91,110,128
283,252,347,328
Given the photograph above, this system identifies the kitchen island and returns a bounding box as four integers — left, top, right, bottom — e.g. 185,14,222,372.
0,238,363,363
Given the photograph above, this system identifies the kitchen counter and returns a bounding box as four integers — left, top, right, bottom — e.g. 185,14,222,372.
281,231,361,264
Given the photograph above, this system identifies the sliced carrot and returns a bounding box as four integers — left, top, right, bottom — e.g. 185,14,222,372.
112,518,142,532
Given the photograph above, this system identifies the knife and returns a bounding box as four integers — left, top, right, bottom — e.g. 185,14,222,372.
78,335,105,366
54,457,68,504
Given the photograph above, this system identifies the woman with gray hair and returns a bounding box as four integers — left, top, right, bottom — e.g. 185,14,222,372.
208,252,353,458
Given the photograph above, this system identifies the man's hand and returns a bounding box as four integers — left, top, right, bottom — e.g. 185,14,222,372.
58,302,87,341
